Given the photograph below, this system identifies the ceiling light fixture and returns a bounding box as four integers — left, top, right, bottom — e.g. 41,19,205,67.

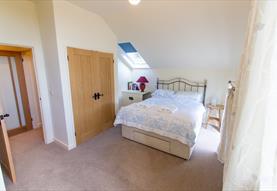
129,0,141,6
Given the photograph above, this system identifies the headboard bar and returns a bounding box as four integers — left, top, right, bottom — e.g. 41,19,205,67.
157,78,207,105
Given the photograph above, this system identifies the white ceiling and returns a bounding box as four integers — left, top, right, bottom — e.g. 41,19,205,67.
68,0,250,69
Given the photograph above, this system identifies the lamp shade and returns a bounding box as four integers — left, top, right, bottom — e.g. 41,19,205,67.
136,76,149,83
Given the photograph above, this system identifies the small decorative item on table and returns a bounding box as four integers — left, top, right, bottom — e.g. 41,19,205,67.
132,83,139,91
205,103,224,131
127,82,133,90
136,76,149,92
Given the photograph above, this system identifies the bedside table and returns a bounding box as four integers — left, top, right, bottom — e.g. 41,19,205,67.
122,90,151,106
205,104,224,131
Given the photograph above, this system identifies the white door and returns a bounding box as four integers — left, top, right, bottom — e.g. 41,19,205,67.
0,167,6,191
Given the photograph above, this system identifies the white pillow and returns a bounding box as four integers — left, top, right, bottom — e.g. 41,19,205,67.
174,91,203,103
152,89,175,98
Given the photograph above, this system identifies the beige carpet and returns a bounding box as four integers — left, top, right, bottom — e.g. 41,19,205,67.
3,126,223,191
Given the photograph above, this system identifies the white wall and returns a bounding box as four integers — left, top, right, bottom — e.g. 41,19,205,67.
35,0,68,147
52,0,118,149
132,68,238,104
70,0,250,70
117,59,132,107
0,0,54,143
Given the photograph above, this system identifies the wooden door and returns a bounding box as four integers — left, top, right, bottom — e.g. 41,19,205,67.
68,48,115,145
0,101,16,183
13,54,33,131
97,52,115,131
68,48,97,144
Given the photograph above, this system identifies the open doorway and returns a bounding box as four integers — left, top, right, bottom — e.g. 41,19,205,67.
0,45,43,137
0,45,44,183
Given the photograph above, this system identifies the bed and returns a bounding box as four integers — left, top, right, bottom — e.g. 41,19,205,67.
114,78,207,159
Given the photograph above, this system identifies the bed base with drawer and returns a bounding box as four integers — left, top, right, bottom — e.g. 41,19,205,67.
122,125,194,160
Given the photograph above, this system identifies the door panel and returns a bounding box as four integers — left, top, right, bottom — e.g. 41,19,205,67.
68,48,100,144
14,55,33,130
97,52,115,131
9,57,26,127
0,101,16,183
90,53,102,137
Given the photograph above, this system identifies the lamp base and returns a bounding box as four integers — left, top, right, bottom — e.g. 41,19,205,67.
139,83,145,92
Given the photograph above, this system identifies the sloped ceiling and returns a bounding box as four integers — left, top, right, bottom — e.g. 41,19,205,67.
68,0,250,69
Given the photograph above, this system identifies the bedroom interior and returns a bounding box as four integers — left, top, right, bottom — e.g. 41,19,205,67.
0,0,276,191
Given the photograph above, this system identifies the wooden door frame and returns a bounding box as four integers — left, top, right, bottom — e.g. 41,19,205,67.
0,51,33,135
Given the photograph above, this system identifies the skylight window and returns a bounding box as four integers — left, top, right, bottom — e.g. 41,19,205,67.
127,52,146,64
118,42,150,69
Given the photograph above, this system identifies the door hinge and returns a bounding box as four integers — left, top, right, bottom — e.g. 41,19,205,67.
67,55,69,61
22,58,24,63
75,132,76,136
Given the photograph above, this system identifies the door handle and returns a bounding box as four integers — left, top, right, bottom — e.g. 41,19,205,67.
93,93,98,100
0,114,9,120
92,93,104,100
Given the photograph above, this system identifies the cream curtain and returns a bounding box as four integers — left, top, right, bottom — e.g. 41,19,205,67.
222,0,277,190
217,85,235,163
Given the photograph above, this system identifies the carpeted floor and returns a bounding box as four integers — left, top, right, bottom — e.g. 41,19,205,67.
3,126,223,191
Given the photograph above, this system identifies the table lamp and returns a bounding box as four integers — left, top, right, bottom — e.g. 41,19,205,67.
136,76,149,92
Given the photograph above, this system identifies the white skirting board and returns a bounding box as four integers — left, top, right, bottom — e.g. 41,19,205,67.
54,138,74,151
122,125,194,160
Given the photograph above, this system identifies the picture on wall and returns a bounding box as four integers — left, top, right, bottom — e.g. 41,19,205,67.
128,81,133,90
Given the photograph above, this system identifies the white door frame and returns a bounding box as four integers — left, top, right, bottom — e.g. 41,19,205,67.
31,47,54,143
0,43,54,144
